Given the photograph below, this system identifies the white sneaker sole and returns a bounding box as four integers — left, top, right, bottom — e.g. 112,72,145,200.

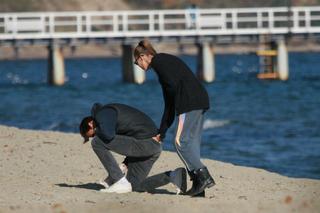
100,187,132,193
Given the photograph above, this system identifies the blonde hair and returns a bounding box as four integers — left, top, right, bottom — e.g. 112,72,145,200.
134,40,157,59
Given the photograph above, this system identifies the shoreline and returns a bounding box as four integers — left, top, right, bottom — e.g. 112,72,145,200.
0,125,320,213
1,41,320,60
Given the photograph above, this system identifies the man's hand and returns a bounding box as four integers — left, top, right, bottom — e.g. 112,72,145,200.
152,134,161,143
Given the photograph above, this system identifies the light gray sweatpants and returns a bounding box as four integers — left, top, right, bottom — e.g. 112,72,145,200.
174,109,206,172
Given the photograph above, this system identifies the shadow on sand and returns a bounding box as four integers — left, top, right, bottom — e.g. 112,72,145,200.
56,183,104,191
56,182,177,195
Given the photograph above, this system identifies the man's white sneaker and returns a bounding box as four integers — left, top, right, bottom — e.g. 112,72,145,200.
100,177,132,193
98,163,128,189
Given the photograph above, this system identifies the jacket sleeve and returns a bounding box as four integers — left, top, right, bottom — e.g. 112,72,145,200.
158,81,176,140
94,107,117,142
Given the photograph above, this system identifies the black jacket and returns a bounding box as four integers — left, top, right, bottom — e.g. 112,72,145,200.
150,53,210,139
91,103,158,142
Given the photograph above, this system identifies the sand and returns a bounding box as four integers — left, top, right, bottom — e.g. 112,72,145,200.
0,125,319,213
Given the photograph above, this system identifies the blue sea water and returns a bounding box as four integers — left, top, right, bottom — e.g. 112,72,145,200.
0,52,319,179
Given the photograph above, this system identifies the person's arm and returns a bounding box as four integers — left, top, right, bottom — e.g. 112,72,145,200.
158,81,176,140
94,107,117,142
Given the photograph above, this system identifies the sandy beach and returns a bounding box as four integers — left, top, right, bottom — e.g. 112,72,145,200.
0,125,319,213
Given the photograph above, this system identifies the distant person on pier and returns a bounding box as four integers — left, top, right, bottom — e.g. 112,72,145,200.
186,3,198,29
133,40,215,197
79,103,187,194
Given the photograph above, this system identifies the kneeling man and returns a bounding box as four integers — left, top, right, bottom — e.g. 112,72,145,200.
79,103,186,194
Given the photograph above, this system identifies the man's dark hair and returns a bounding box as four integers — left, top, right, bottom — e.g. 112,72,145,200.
79,116,94,143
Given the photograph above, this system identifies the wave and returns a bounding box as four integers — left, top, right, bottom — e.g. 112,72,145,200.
203,119,231,130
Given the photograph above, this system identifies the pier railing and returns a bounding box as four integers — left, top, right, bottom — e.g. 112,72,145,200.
0,7,320,40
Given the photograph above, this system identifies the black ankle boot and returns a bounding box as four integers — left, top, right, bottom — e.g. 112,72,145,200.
187,167,215,197
186,170,205,197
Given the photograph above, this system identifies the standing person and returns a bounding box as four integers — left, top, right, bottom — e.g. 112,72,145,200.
133,40,215,197
79,103,187,194
186,3,198,29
